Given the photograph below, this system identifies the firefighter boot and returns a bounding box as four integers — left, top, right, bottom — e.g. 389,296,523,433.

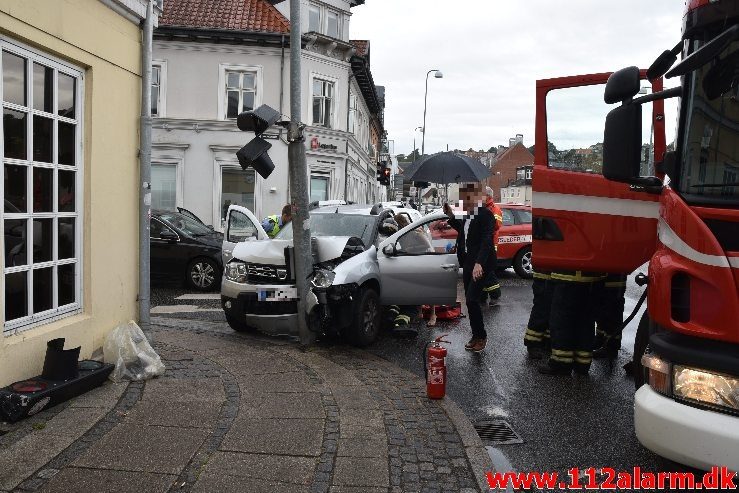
538,349,573,375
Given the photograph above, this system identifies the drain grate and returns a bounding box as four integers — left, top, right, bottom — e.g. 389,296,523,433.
474,420,523,445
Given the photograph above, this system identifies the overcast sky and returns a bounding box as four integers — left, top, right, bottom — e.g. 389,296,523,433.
350,0,684,156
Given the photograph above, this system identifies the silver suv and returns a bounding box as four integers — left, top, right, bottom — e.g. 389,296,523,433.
220,203,458,346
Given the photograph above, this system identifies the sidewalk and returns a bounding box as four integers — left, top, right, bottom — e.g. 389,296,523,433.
0,317,493,493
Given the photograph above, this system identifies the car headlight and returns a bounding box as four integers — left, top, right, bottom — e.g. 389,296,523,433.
225,261,247,283
673,365,739,412
311,269,335,289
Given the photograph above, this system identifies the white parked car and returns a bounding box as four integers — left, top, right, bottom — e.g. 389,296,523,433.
220,203,457,346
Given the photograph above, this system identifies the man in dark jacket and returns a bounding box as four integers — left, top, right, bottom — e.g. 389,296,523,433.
443,182,495,352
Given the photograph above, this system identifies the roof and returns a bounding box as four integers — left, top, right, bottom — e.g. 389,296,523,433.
492,142,534,166
351,40,369,57
160,0,290,33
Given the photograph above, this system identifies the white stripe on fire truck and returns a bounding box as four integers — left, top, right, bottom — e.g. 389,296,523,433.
533,192,660,219
658,219,732,269
730,257,739,268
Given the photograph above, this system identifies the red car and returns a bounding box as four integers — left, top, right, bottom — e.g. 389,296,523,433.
430,204,533,279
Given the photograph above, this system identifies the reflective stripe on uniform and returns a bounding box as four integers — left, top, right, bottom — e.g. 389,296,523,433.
483,284,501,292
551,349,574,363
394,315,411,324
524,328,545,342
551,271,607,283
604,281,627,288
575,350,592,364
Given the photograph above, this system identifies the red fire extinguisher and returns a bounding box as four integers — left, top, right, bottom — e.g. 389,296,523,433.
424,335,450,399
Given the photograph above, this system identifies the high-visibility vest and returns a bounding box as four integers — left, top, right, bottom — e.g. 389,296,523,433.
485,199,503,250
264,214,281,238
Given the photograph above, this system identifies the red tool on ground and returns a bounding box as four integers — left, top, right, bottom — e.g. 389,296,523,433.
424,335,450,399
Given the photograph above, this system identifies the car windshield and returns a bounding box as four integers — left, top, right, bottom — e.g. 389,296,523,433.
275,213,377,247
515,209,532,223
677,38,739,206
159,213,213,236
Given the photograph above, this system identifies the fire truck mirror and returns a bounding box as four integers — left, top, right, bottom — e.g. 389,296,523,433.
603,103,643,184
604,66,641,104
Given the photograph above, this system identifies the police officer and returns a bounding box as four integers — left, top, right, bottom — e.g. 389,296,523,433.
592,274,628,359
523,268,553,359
261,204,292,239
539,270,605,376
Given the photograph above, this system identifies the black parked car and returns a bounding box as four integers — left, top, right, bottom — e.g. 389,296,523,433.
150,209,223,291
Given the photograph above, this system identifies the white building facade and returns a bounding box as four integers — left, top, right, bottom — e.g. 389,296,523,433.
151,0,385,230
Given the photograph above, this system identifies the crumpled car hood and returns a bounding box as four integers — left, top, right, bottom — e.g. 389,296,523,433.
231,236,357,265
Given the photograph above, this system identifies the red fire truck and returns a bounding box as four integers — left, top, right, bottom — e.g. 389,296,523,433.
533,0,739,470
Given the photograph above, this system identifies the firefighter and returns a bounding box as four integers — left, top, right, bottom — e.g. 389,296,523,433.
523,268,553,359
592,274,628,359
480,187,503,305
539,270,605,376
261,204,292,239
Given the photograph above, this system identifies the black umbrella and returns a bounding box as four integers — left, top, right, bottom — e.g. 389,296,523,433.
402,152,490,184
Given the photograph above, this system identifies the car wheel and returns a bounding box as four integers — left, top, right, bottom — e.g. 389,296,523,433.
513,246,533,279
186,257,220,291
346,288,380,347
225,312,255,333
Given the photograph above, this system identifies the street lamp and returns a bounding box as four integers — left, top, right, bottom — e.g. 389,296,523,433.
413,126,423,161
421,69,443,157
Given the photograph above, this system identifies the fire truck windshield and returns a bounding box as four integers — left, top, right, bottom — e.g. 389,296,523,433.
677,39,739,206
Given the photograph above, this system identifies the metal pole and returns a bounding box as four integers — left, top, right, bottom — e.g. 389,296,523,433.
421,70,432,156
288,0,314,346
139,0,153,339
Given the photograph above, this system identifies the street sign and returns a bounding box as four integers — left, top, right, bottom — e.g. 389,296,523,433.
409,186,417,195
395,191,403,200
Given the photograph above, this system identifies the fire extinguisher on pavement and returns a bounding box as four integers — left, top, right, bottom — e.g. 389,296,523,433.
424,335,450,399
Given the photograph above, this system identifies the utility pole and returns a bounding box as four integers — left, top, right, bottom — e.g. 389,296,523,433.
138,0,154,340
288,0,314,346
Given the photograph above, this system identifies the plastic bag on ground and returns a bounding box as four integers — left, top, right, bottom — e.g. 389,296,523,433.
103,321,165,382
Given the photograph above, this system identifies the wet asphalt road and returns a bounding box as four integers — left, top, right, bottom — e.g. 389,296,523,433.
367,268,673,483
151,266,688,484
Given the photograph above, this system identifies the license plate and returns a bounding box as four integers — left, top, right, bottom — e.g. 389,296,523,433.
257,287,298,302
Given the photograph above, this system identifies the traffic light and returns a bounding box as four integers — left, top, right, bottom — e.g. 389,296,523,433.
376,163,391,185
235,104,281,179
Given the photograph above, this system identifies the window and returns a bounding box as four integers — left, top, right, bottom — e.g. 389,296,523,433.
151,62,165,117
2,42,82,333
308,4,321,32
150,218,175,240
310,175,329,202
225,70,256,119
348,93,356,134
312,79,334,128
326,10,340,38
395,220,436,256
220,168,255,230
501,208,515,226
227,209,260,243
151,164,177,210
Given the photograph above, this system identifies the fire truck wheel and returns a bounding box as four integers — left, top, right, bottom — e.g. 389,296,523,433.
225,312,256,333
633,311,652,389
513,246,533,279
347,287,380,347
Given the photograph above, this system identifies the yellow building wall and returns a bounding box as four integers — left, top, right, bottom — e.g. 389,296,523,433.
0,0,142,386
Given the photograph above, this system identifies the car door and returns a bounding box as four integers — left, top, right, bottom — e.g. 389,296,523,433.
532,71,666,273
222,205,268,264
377,212,458,305
150,217,181,280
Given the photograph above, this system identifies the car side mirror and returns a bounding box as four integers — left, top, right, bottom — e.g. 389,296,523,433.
160,230,178,243
382,243,397,256
602,103,642,183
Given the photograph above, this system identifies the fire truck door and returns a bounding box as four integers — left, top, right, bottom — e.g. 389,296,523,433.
532,72,665,274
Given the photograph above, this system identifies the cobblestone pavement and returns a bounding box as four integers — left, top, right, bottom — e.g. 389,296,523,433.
0,317,493,493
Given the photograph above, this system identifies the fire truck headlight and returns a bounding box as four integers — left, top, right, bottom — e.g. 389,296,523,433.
642,353,671,395
673,366,739,412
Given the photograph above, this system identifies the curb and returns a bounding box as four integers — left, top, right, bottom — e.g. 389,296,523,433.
358,350,494,493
